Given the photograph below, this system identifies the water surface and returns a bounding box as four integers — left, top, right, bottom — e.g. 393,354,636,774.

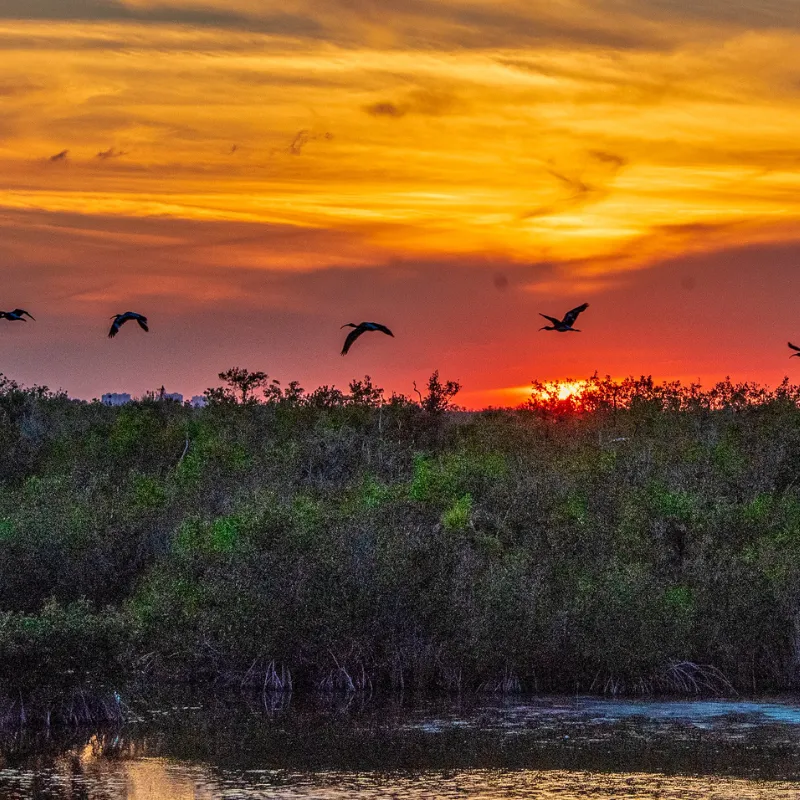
2,695,799,799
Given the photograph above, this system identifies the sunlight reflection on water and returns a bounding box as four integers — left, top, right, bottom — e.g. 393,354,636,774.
1,763,799,799
2,698,800,798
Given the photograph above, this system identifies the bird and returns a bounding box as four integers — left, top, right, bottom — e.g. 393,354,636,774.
109,311,148,338
789,342,800,358
340,321,393,355
539,302,589,332
0,308,35,321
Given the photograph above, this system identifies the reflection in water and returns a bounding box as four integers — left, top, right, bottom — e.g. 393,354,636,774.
1,763,800,800
2,697,800,798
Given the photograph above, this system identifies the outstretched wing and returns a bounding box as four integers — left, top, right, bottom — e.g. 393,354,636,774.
789,342,800,352
108,318,122,338
371,323,394,337
136,316,149,332
12,309,34,320
341,326,365,355
539,313,562,326
562,302,589,327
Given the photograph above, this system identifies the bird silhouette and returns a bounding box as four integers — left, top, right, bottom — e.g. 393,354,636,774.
0,309,35,321
341,322,393,355
109,311,148,338
539,302,589,332
789,342,800,358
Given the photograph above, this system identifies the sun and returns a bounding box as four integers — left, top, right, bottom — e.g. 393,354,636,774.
528,379,590,409
555,380,586,400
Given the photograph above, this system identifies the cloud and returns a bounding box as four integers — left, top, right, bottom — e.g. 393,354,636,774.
48,149,68,162
282,129,333,155
364,101,407,118
521,149,629,221
3,0,797,55
0,0,323,36
0,81,41,97
95,147,128,159
622,0,800,30
0,0,673,52
289,130,310,155
588,150,628,169
521,167,595,220
363,89,462,120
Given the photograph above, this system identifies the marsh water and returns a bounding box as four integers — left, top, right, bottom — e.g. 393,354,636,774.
2,695,800,798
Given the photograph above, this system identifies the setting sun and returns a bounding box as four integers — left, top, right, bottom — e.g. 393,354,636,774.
530,379,590,404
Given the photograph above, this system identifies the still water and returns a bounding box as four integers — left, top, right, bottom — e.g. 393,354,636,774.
1,695,800,798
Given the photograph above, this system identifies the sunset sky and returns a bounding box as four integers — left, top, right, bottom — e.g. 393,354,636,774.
2,0,800,406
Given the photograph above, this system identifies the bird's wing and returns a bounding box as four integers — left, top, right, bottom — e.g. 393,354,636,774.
12,309,34,320
372,323,394,337
562,303,589,327
137,317,149,332
539,313,562,326
789,342,800,352
108,320,121,338
341,326,365,355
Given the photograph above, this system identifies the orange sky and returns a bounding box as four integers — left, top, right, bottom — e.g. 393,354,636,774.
2,1,800,406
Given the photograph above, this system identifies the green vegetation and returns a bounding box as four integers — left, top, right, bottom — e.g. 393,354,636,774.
3,368,800,715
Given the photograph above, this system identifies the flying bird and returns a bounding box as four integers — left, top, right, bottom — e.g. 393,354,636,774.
0,309,35,321
539,302,590,332
341,322,394,355
789,342,800,358
109,311,148,338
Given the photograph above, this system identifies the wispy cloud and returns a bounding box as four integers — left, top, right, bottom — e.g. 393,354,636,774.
0,7,796,282
364,101,406,118
48,149,68,162
521,151,627,221
282,129,333,155
588,150,628,169
362,89,462,119
95,147,128,159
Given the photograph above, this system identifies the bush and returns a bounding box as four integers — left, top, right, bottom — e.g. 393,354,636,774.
1,371,800,699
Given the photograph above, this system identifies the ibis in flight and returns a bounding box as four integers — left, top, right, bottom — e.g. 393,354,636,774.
539,302,589,332
0,309,35,321
341,322,394,355
789,342,800,358
109,312,148,338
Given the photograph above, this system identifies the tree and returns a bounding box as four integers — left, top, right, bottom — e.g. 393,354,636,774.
415,370,461,413
207,367,271,404
348,375,384,407
263,379,305,405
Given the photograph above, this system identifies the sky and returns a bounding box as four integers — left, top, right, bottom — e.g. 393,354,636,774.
2,0,800,406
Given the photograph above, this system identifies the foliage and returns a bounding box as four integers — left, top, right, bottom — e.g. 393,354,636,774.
206,367,271,404
3,371,800,702
414,370,462,413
